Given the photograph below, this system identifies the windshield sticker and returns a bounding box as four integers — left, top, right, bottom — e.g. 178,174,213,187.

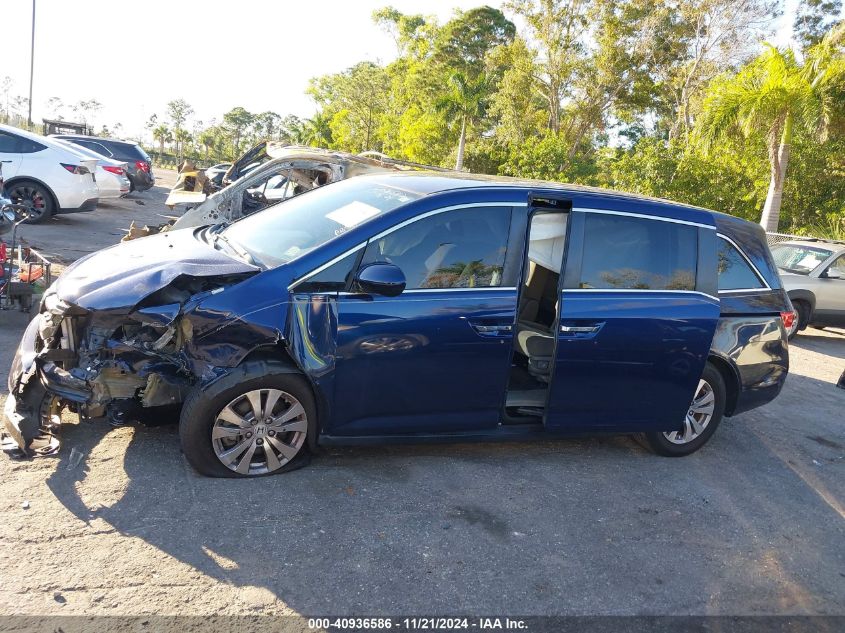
796,254,824,268
327,201,382,228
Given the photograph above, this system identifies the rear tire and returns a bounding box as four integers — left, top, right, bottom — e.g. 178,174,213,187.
640,363,726,457
7,180,54,224
179,361,315,477
787,301,810,340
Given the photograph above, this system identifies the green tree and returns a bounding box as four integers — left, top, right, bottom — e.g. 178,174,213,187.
433,6,515,80
696,34,845,231
223,107,254,156
435,72,490,170
166,99,194,161
152,124,172,156
309,62,390,152
301,113,334,148
794,0,843,49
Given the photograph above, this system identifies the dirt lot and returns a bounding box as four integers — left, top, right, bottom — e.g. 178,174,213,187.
0,175,843,617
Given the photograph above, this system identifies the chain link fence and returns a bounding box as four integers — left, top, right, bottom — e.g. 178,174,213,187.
766,232,807,247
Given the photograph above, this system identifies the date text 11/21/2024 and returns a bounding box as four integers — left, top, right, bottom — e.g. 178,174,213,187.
307,617,528,630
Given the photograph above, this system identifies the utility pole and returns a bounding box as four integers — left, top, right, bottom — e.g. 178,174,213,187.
27,0,36,127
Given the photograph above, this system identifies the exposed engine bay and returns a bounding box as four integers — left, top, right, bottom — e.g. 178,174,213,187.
3,228,268,456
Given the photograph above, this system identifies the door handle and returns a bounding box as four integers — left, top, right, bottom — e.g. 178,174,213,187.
469,322,513,337
472,324,513,334
560,325,601,333
559,322,605,338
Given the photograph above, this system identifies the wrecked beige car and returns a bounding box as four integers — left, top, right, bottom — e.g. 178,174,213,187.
123,145,445,240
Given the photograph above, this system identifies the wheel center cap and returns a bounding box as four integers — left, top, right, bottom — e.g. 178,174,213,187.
255,424,267,436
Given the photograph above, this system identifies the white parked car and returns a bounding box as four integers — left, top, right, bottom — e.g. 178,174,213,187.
0,124,99,223
52,138,130,199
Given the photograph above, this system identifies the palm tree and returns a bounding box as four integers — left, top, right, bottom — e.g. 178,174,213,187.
696,35,844,232
435,73,489,171
199,129,216,161
302,112,333,148
174,128,192,163
152,124,172,158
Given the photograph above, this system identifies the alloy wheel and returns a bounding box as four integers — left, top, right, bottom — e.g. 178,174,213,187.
211,388,308,475
663,379,715,445
7,184,48,222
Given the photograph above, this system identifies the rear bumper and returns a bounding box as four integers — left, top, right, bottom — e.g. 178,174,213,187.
130,172,155,191
711,314,789,416
58,197,98,213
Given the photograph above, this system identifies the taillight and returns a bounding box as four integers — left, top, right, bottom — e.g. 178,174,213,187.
102,165,125,175
61,163,90,175
135,160,150,173
781,311,796,329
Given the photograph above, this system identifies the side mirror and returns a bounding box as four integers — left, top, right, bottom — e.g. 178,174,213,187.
354,262,406,297
822,269,841,279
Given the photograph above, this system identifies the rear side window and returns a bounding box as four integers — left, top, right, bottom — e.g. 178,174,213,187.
361,207,511,289
717,238,764,290
107,141,149,161
77,140,112,157
577,213,697,291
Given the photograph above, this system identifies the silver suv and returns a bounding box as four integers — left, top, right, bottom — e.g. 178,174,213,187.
772,239,845,338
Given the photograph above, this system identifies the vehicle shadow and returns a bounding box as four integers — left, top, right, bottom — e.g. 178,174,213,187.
793,327,845,362
43,370,845,615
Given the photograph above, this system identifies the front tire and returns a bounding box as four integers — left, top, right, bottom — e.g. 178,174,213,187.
179,361,315,477
640,363,726,457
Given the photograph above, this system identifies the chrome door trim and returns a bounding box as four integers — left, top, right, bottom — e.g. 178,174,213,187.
368,201,525,242
573,207,717,230
562,288,720,303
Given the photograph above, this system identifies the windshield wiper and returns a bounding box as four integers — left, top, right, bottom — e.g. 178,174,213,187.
213,233,264,268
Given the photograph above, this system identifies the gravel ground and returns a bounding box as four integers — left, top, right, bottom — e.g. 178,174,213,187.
0,175,843,617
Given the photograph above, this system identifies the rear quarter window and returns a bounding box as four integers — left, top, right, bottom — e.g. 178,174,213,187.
109,142,149,162
718,238,765,290
577,213,697,291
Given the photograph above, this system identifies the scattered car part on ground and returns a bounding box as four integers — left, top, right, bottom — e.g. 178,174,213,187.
771,239,845,338
0,124,99,223
2,173,791,477
52,134,155,192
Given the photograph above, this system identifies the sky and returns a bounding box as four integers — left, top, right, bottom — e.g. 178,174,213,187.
1,0,802,142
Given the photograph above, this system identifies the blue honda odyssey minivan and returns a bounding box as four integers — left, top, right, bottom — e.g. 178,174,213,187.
4,174,792,476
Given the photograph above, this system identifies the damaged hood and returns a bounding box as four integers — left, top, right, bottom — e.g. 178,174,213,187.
54,228,259,311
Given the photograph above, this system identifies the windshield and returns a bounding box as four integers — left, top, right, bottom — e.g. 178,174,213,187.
771,244,833,274
220,177,422,268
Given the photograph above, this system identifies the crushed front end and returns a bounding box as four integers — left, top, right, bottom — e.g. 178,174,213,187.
4,291,196,454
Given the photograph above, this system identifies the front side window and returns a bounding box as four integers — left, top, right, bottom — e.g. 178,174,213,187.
577,213,697,291
827,254,845,278
360,207,511,289
717,238,764,290
771,244,833,275
295,249,361,293
221,177,421,268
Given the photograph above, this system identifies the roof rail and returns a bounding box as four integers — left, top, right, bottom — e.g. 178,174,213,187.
357,151,455,173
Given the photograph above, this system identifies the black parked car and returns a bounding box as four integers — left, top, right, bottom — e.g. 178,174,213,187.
51,135,155,192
